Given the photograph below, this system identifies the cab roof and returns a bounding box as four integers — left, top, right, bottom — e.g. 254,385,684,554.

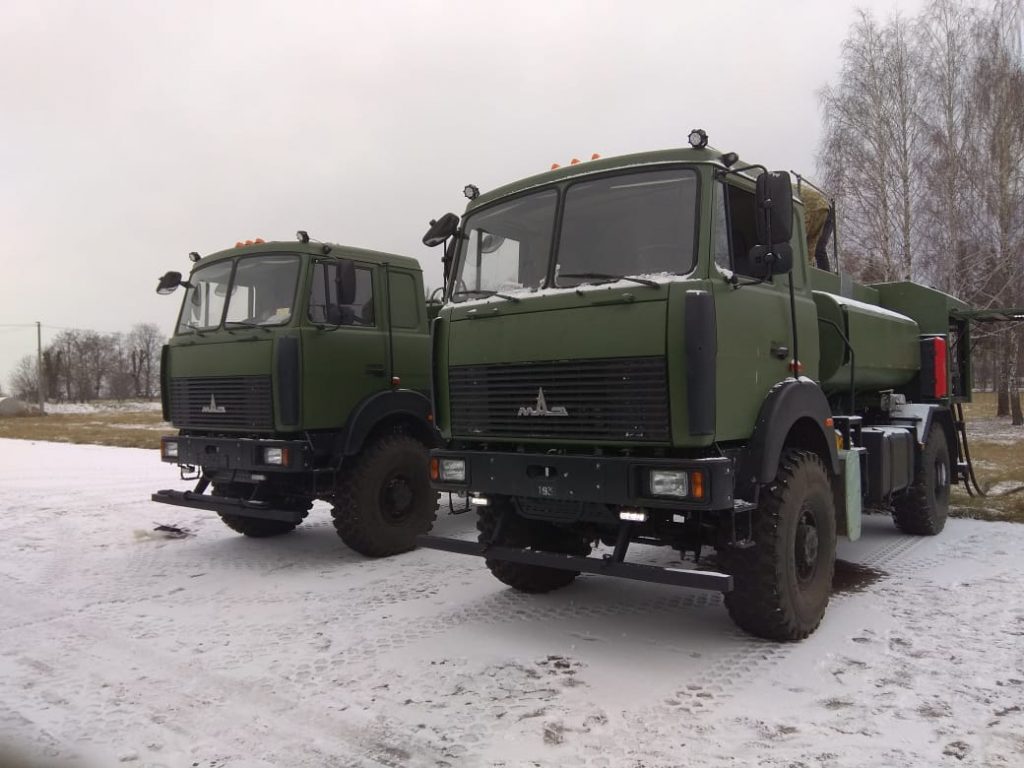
196,240,422,271
466,146,747,212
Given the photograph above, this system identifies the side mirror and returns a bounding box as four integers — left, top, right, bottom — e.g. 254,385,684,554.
479,231,506,254
423,213,460,247
742,243,794,279
156,271,187,295
755,171,794,246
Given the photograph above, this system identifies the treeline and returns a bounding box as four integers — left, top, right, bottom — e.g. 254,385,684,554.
818,0,1024,424
8,323,164,403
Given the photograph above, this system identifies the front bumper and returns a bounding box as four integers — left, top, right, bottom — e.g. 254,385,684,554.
151,487,306,523
430,449,735,511
159,435,312,474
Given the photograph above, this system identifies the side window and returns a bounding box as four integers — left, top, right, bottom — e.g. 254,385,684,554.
388,271,420,329
308,262,376,327
726,184,759,273
712,182,731,270
352,268,375,326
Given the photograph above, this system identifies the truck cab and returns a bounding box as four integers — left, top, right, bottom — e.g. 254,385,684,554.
153,236,439,556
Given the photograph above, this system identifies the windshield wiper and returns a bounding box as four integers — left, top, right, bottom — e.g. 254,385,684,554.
451,289,521,303
183,323,209,336
225,319,271,332
558,272,661,288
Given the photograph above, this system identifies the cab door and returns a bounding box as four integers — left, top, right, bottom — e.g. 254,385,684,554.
301,259,387,430
711,179,805,441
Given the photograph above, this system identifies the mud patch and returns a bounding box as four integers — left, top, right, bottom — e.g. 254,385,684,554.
832,559,886,594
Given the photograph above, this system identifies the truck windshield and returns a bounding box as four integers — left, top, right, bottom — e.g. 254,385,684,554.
177,254,301,333
555,169,698,285
452,190,557,299
450,168,698,298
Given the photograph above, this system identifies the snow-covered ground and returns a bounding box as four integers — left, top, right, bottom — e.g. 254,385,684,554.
0,438,1021,768
42,400,163,415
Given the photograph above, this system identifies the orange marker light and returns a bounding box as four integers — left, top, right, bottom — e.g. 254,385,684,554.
824,417,834,428
690,470,705,500
591,153,601,160
235,241,244,248
551,163,561,170
570,157,581,165
254,237,265,244
430,457,439,481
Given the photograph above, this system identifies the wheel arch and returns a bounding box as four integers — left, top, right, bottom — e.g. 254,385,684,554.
341,389,440,456
739,378,839,499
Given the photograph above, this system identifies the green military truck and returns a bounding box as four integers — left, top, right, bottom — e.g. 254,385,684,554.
152,234,439,556
418,133,1021,640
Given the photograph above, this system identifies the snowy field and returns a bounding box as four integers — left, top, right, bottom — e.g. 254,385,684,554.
1,438,1022,768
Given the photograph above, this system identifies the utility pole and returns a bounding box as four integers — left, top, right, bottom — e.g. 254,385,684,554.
36,321,45,415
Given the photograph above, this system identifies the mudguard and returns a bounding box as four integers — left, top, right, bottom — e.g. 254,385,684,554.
739,377,840,494
341,389,436,455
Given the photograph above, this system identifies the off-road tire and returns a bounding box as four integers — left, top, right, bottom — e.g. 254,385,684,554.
212,483,311,538
722,450,837,642
892,425,950,535
476,500,592,593
331,434,438,557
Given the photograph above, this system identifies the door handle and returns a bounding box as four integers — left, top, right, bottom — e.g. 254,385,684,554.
365,364,386,376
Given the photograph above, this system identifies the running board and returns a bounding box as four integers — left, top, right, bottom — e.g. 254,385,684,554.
417,535,733,592
151,489,305,523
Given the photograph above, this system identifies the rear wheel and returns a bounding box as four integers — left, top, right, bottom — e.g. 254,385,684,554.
212,483,310,538
721,450,837,641
477,500,591,593
332,434,438,557
892,425,950,535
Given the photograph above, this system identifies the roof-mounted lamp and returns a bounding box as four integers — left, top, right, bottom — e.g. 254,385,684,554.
688,128,709,149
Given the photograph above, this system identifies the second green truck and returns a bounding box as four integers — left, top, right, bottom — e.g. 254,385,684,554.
152,235,439,556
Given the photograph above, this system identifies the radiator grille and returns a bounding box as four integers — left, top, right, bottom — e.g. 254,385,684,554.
449,357,669,442
168,376,273,430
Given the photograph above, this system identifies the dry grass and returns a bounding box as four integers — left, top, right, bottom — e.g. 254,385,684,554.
0,408,172,449
950,392,1024,523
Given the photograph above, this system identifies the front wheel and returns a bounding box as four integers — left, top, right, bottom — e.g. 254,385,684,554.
212,483,310,538
476,500,591,593
331,434,438,557
721,450,837,642
892,425,950,535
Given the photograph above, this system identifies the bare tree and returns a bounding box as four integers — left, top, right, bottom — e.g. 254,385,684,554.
9,355,39,401
819,0,1024,426
126,323,164,398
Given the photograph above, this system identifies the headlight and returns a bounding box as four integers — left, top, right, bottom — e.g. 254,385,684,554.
650,469,689,498
162,440,179,459
439,458,467,483
262,447,288,466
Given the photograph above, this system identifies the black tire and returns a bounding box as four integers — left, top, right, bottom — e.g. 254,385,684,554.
476,500,591,593
331,434,438,557
892,425,950,535
212,483,310,538
722,450,837,642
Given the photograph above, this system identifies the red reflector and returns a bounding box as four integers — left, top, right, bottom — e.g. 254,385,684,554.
932,337,948,398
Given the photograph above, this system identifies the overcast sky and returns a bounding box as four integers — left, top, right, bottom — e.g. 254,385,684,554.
0,0,927,388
